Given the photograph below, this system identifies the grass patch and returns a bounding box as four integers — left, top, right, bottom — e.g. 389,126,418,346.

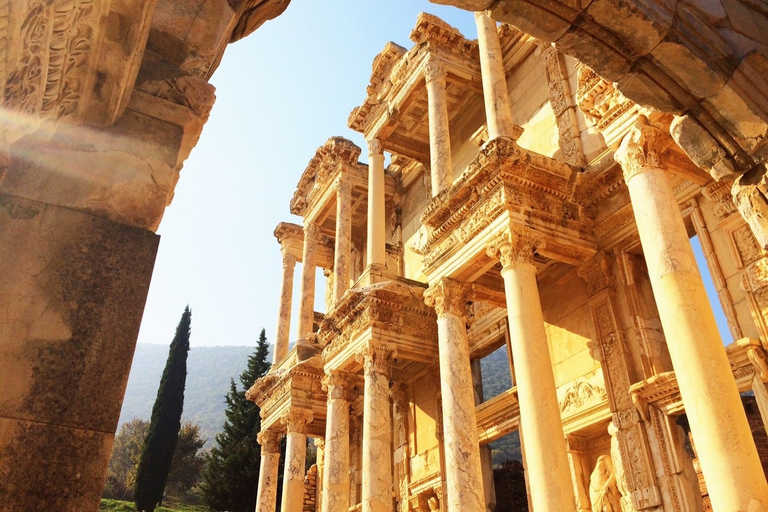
100,499,207,512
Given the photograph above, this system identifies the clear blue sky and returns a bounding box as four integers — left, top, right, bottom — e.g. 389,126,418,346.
136,2,477,347
136,1,732,348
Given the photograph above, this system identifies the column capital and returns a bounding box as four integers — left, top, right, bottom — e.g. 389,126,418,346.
367,138,383,156
334,176,352,194
314,437,326,451
356,342,395,377
424,277,474,317
257,430,282,454
424,60,447,83
615,117,672,183
322,369,355,401
281,408,314,434
747,342,768,383
303,222,319,239
576,250,614,297
280,249,297,270
486,228,545,270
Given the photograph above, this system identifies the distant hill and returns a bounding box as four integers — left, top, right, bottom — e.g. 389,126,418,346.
119,342,520,462
118,343,272,442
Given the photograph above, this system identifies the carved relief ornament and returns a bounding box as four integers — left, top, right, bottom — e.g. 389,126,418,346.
615,118,672,183
322,370,355,401
423,60,447,83
423,277,474,317
356,342,395,377
577,251,614,297
257,430,282,453
281,408,314,434
486,228,545,270
747,344,768,383
368,137,383,156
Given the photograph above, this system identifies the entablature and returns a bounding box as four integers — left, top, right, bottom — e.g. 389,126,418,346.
273,221,334,269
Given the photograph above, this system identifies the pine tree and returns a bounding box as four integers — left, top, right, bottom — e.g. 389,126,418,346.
200,328,272,512
135,306,192,512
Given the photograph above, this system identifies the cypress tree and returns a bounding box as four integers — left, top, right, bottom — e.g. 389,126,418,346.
134,306,192,512
200,328,272,512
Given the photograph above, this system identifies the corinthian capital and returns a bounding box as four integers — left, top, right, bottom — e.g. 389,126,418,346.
423,60,447,83
322,370,354,401
280,249,297,270
367,138,383,156
303,222,319,240
615,118,672,182
257,430,282,453
424,277,474,317
356,342,395,377
486,228,545,270
281,408,314,434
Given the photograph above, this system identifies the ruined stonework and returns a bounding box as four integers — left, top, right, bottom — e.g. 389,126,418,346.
249,11,768,512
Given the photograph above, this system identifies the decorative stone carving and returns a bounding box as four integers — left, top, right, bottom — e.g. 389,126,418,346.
615,119,671,182
281,409,314,434
486,228,545,269
423,277,474,317
368,138,383,156
577,251,615,297
702,180,737,219
560,379,608,414
257,430,282,454
322,370,354,401
747,344,768,383
357,342,395,377
543,46,586,167
423,61,447,83
589,455,622,512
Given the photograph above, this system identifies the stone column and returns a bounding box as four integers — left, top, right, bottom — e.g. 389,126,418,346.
315,438,326,512
298,223,318,342
280,409,314,512
424,60,453,196
358,343,395,512
471,359,497,512
255,430,282,512
487,229,576,512
367,139,387,268
322,370,353,512
0,195,159,512
616,118,768,512
424,278,486,512
334,178,353,303
474,11,516,140
274,249,297,364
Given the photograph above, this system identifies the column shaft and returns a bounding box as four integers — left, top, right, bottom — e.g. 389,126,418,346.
474,12,516,140
334,179,353,302
425,62,453,196
298,223,318,341
274,251,296,364
493,238,575,512
255,431,282,512
624,162,768,510
425,279,485,512
280,410,313,512
322,372,351,512
360,345,394,512
367,139,387,267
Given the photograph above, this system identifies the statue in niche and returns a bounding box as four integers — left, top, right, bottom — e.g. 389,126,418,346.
608,421,631,504
428,496,439,511
589,455,621,512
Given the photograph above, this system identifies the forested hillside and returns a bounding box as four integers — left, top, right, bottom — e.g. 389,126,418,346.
118,344,270,441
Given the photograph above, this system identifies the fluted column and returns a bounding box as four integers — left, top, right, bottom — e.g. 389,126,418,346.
358,343,394,512
255,430,282,512
322,370,353,512
424,278,485,512
474,12,516,140
424,60,453,196
280,409,314,512
366,138,386,268
298,223,318,342
334,178,353,302
487,229,575,512
616,118,768,512
274,250,296,364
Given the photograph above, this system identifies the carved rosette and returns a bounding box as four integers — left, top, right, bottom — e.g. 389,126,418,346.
257,430,282,454
367,137,383,156
423,277,474,317
281,408,314,434
322,370,354,401
423,60,447,83
486,228,545,270
615,118,671,183
357,342,395,377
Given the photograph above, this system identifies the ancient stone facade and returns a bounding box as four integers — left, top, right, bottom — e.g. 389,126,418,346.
249,11,768,512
